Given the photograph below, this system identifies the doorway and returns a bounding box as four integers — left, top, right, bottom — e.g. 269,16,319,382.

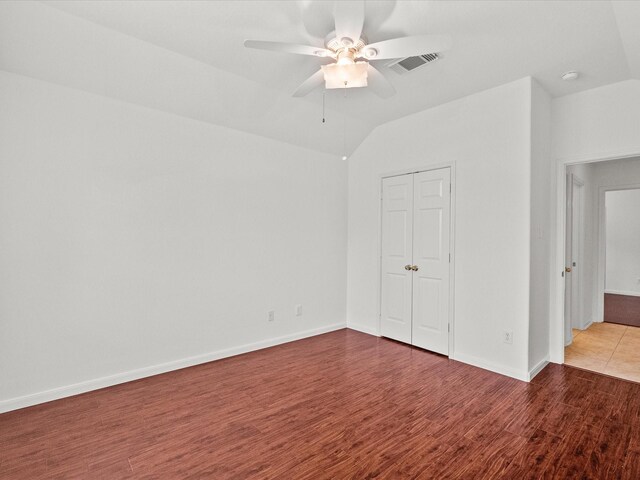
603,188,640,327
379,167,452,355
559,156,640,382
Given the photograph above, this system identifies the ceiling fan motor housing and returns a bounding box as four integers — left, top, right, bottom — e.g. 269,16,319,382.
325,35,366,55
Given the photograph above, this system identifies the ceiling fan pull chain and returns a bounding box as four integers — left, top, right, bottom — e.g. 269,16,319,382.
322,92,325,123
342,92,347,160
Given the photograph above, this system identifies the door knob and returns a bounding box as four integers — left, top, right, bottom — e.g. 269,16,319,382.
411,265,419,271
405,265,412,271
565,267,572,273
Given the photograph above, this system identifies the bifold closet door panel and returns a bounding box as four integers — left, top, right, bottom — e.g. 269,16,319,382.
411,168,451,355
380,174,413,344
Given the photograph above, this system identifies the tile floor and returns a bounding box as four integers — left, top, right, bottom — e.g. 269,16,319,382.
565,322,640,382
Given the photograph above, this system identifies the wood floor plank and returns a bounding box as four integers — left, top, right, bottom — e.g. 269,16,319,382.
585,420,631,479
501,428,564,479
543,417,605,479
454,430,527,480
622,451,640,480
2,329,640,479
537,401,581,438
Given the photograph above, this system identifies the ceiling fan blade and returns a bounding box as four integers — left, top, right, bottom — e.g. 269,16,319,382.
334,0,364,43
365,35,452,60
293,69,325,97
367,64,395,99
244,40,332,57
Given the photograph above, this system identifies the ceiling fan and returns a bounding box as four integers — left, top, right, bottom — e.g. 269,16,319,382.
244,1,451,99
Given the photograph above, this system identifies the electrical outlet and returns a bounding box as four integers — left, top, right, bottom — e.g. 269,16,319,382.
268,310,275,322
504,330,513,344
295,304,302,317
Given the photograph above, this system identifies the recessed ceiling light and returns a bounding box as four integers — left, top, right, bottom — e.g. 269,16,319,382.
561,71,579,81
342,155,348,161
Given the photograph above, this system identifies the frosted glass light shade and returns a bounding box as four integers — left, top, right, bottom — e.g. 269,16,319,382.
321,62,368,89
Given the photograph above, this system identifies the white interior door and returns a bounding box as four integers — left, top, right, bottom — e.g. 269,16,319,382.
564,173,585,345
570,179,584,328
380,174,414,344
564,174,573,345
411,169,451,355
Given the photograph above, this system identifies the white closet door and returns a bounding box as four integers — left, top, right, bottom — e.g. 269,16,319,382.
411,168,451,355
380,174,414,344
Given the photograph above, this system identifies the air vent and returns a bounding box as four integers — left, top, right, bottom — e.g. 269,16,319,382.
387,53,440,75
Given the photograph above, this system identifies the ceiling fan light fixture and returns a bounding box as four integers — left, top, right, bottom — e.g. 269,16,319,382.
340,37,354,47
363,48,378,59
321,62,368,89
336,49,356,65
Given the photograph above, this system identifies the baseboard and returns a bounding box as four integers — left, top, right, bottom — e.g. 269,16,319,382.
0,322,346,414
605,289,640,298
528,356,550,381
349,327,531,381
347,322,380,337
451,352,529,382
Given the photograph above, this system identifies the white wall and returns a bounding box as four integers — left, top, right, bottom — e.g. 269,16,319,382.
606,189,640,296
347,78,532,380
553,79,640,163
528,79,552,374
0,71,348,412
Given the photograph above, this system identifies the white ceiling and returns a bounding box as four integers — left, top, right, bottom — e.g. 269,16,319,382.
1,1,639,156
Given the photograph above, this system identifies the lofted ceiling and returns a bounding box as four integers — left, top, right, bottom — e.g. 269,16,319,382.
1,1,639,156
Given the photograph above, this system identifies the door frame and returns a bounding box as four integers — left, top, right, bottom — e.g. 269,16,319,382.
376,161,456,357
551,151,640,365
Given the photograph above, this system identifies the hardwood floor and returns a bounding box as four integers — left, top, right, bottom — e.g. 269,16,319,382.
2,328,640,479
605,293,640,327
